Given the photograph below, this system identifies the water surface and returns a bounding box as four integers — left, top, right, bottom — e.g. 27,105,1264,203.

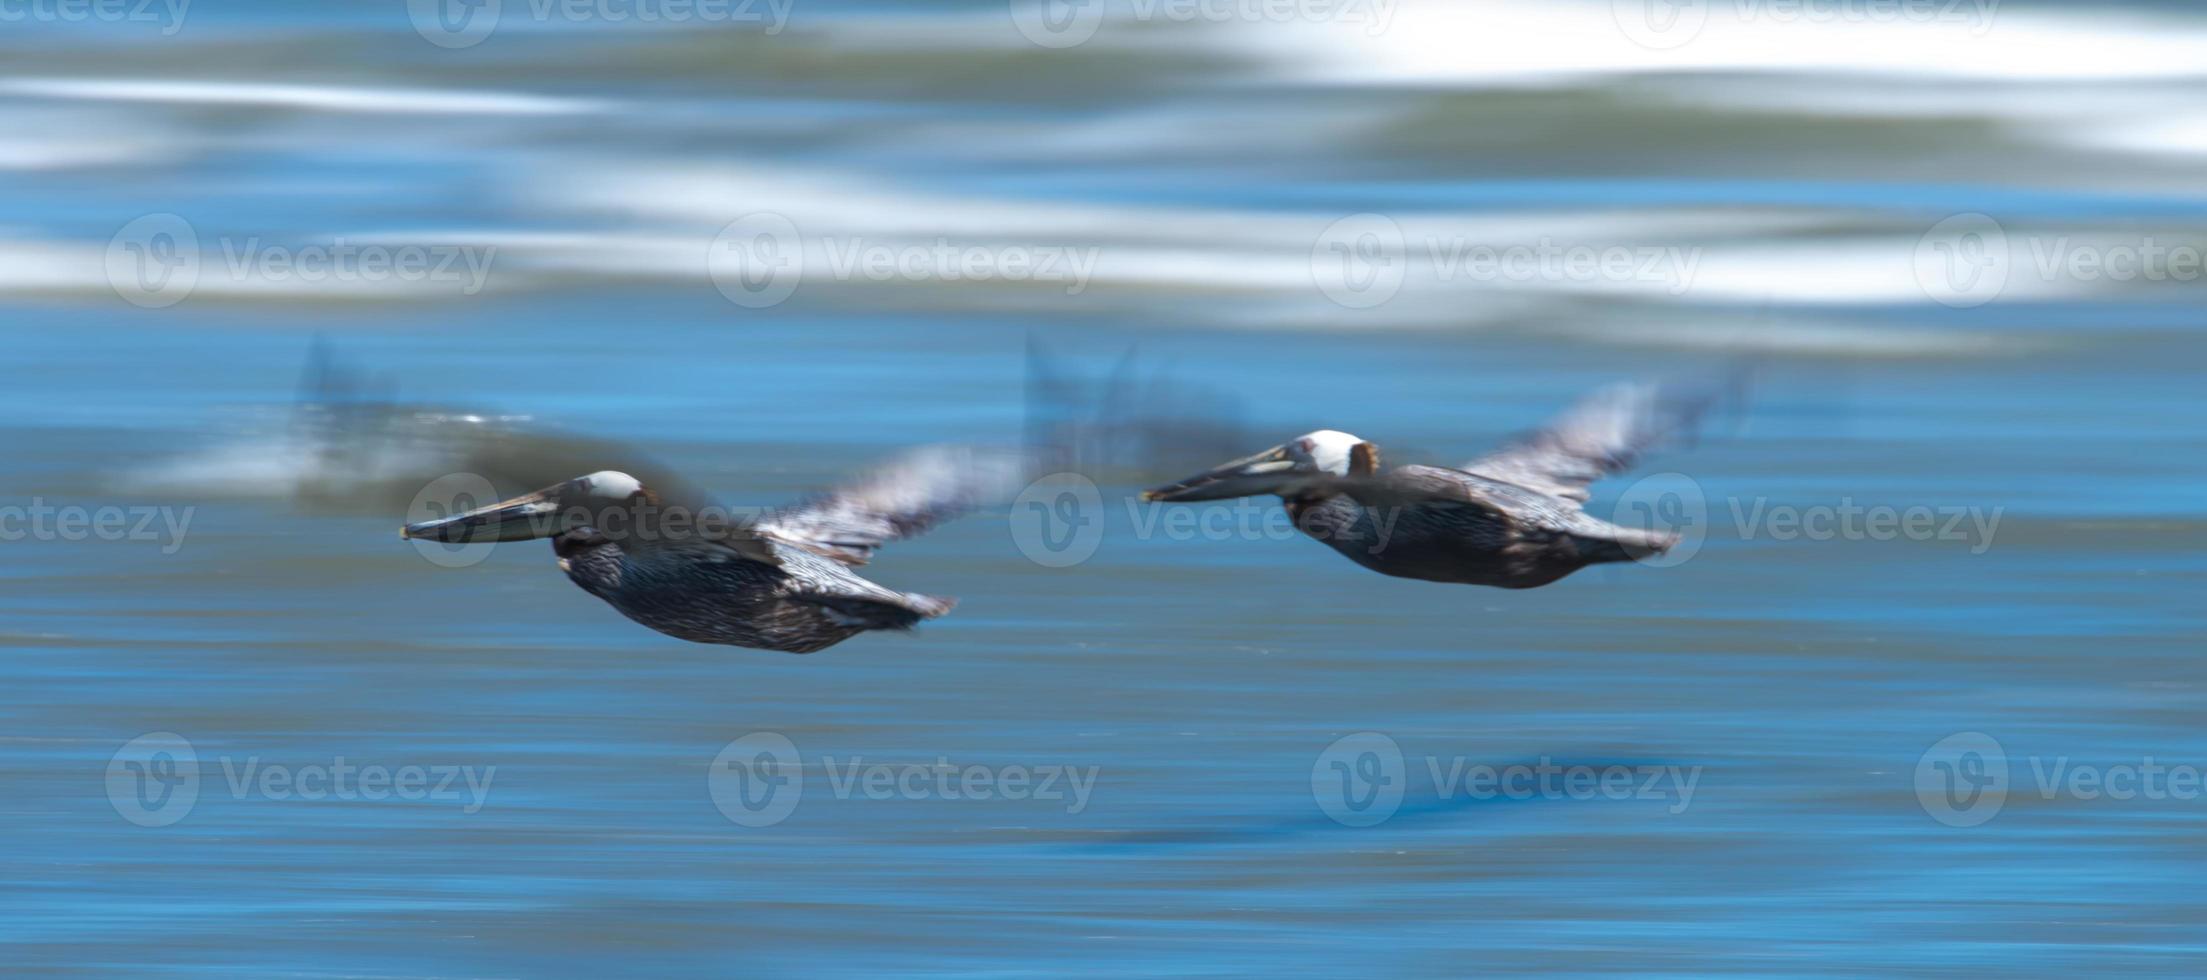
3,1,2205,975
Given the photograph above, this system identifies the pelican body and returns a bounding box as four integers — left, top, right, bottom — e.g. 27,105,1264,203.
1142,382,1716,589
1275,462,1675,588
405,450,1020,653
546,524,950,652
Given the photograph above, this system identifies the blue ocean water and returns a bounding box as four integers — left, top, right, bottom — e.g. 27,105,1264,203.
2,1,2205,975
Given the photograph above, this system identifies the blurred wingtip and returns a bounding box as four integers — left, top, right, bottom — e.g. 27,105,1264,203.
1019,341,1262,483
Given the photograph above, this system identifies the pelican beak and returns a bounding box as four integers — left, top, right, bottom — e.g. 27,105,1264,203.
1141,445,1303,502
400,481,572,543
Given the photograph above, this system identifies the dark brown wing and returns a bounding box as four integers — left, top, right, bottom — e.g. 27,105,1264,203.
1459,378,1734,508
1024,338,1260,484
1319,463,1545,519
756,445,1035,565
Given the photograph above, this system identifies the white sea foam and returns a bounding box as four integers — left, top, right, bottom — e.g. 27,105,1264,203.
115,428,456,501
0,235,515,303
0,78,607,116
1216,0,2207,87
0,148,2150,353
0,124,174,170
2075,114,2207,159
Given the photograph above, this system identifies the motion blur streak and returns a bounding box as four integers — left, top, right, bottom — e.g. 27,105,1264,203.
3,0,2205,975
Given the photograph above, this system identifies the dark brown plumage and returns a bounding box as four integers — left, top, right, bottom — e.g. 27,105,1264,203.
1143,379,1731,588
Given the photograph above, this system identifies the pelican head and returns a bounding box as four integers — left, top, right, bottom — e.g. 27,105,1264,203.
1141,430,1378,502
401,470,653,543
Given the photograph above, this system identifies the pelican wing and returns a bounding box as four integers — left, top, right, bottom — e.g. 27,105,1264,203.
1024,338,1260,483
1322,464,1536,518
1459,379,1731,507
758,446,1035,565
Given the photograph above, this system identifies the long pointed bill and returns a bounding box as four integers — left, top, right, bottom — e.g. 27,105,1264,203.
1140,446,1303,502
401,481,572,543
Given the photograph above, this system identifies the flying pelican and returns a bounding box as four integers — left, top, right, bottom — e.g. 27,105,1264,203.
402,447,1029,653
1140,380,1729,588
